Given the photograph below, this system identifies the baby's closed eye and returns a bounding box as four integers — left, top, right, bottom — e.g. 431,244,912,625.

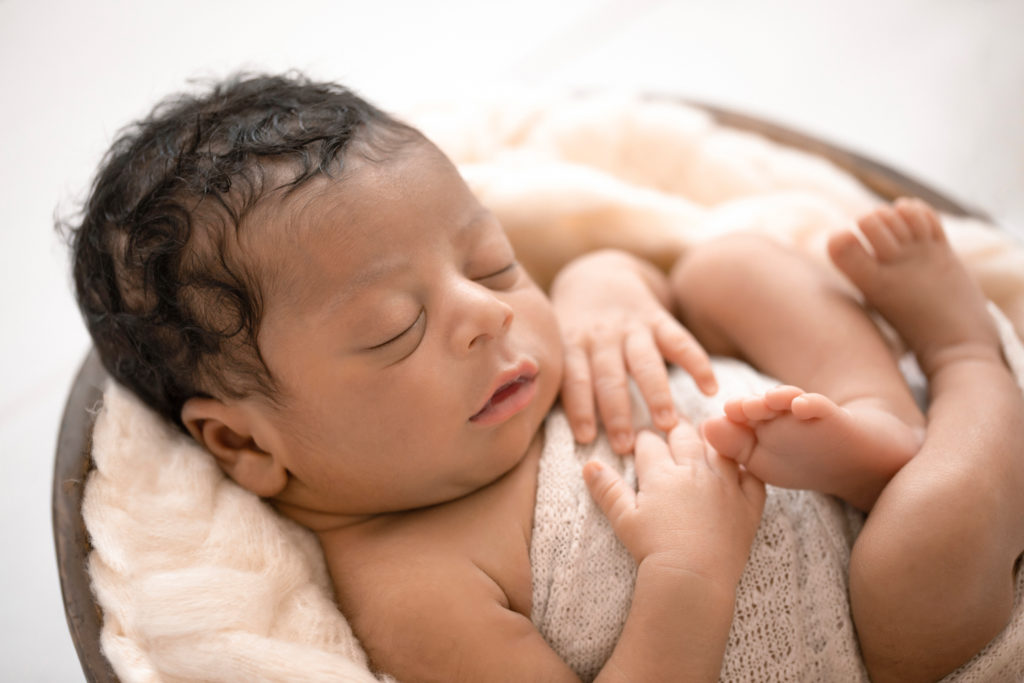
367,309,426,358
475,262,519,290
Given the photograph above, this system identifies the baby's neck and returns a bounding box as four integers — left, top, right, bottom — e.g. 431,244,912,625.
272,500,380,535
275,430,548,538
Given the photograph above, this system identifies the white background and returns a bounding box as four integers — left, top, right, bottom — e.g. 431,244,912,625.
2,0,1021,679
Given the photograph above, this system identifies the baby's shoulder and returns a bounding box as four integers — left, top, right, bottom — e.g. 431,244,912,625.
318,443,570,679
327,504,534,676
325,452,540,621
336,524,499,614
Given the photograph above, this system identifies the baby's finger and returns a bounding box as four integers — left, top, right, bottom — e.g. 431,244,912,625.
583,461,636,528
666,421,706,465
561,345,597,443
654,316,718,396
590,337,635,454
633,430,670,479
703,446,741,481
624,327,678,432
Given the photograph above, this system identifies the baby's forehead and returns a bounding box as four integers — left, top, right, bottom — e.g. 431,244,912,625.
248,140,468,246
236,174,359,299
249,166,391,276
236,159,409,305
248,141,418,239
240,140,491,301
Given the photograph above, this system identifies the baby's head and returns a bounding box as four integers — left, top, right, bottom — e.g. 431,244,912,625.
70,73,563,520
71,73,418,427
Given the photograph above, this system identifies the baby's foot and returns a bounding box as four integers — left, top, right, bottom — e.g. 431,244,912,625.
827,198,1002,377
703,385,921,511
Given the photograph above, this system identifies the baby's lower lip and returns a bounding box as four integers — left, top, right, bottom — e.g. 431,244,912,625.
469,376,537,425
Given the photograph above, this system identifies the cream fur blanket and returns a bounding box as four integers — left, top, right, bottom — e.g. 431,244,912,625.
82,93,1024,682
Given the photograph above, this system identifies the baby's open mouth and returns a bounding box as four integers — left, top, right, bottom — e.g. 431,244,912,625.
470,373,537,424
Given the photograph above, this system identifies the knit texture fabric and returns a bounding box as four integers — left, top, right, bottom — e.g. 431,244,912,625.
532,310,1024,682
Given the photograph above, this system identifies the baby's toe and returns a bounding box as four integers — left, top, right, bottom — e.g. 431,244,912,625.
702,417,756,466
740,397,779,421
791,392,837,420
828,230,877,285
764,385,804,411
858,213,902,261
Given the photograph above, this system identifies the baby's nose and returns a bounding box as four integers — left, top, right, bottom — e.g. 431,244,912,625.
453,282,514,351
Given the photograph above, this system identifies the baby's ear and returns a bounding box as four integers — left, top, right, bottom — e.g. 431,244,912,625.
181,397,288,498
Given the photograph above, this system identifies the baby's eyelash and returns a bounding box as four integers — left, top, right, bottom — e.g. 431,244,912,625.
478,262,518,281
368,310,425,350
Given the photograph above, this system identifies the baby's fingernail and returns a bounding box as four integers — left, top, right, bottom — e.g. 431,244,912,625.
582,461,603,484
656,409,677,426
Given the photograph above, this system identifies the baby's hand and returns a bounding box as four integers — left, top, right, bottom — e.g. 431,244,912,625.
583,424,765,588
551,249,717,454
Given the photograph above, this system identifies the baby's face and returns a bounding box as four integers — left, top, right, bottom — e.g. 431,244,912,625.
247,141,563,516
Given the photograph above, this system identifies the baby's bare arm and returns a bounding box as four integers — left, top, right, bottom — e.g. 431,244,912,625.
353,560,578,682
353,552,739,683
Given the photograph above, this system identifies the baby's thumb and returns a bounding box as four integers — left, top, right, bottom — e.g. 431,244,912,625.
583,461,634,526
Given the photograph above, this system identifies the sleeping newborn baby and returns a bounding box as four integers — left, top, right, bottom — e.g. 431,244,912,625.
69,73,1024,682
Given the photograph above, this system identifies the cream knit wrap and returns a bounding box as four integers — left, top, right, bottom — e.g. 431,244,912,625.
531,338,1024,681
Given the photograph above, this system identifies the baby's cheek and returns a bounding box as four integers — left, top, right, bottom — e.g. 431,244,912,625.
541,310,566,398
514,282,564,382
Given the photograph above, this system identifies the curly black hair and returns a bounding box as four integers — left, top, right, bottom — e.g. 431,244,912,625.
66,72,420,428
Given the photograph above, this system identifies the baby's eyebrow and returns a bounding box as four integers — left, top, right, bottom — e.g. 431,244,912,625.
346,257,402,293
454,205,499,243
319,256,403,318
316,205,496,321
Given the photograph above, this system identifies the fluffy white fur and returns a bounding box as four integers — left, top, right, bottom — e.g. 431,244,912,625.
82,93,1024,682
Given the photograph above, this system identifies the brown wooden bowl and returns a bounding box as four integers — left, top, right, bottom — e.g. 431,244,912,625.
54,349,116,683
52,101,988,682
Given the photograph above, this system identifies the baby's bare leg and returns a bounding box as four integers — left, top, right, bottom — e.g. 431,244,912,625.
831,199,1024,681
672,233,924,511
